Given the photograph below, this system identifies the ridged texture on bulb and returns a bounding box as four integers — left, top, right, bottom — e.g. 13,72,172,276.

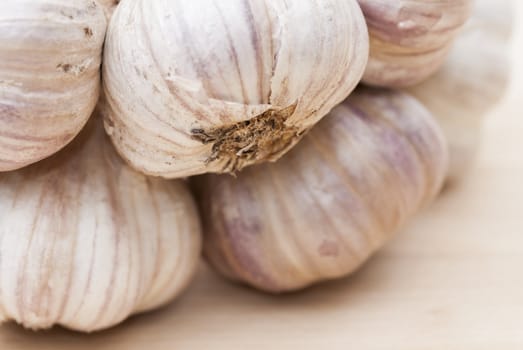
0,111,202,332
406,0,514,183
102,0,369,178
0,0,106,171
193,88,448,293
358,0,472,87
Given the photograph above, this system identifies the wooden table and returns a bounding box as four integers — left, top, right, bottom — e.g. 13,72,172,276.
1,4,522,350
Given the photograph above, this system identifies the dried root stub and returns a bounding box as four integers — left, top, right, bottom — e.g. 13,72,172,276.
0,0,106,171
192,88,448,293
358,0,472,87
190,104,299,172
102,0,369,178
0,111,202,332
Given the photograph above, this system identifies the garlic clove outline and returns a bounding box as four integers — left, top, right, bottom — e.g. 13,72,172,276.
192,88,448,293
405,0,515,183
0,109,202,332
357,0,473,87
0,0,107,171
102,0,369,178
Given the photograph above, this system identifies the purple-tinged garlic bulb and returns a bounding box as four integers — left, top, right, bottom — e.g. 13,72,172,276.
357,0,472,87
406,0,514,183
102,0,369,178
0,0,106,171
192,88,448,293
0,111,201,332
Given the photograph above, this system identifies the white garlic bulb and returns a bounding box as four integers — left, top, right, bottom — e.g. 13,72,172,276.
357,0,472,87
102,0,369,178
0,0,106,171
0,111,202,332
193,88,448,293
406,0,514,182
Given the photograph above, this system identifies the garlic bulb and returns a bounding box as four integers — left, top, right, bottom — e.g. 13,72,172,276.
0,0,106,171
192,88,448,293
0,111,202,332
102,0,369,178
357,0,472,87
97,0,119,19
406,0,514,182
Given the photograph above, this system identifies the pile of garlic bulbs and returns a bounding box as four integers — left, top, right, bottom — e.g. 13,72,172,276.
0,0,512,332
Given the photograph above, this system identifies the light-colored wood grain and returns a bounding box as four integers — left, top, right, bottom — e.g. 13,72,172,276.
1,3,522,349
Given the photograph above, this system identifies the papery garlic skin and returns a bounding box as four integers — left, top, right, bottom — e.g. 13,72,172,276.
0,0,106,171
357,0,472,87
0,112,202,332
97,0,119,20
102,0,369,178
193,88,448,293
406,0,514,183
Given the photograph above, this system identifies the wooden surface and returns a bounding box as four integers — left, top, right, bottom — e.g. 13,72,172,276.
1,4,522,350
